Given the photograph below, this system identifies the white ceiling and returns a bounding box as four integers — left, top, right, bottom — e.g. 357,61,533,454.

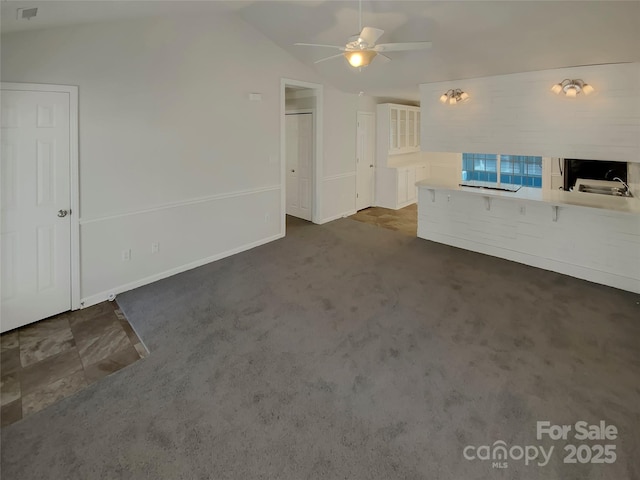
2,1,639,101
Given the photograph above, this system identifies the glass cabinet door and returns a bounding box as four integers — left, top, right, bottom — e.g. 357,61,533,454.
408,110,415,148
390,107,398,151
399,109,407,149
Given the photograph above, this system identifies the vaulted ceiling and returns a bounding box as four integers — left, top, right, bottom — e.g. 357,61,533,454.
2,1,639,101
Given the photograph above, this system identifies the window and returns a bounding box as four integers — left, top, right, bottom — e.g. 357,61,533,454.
462,153,543,188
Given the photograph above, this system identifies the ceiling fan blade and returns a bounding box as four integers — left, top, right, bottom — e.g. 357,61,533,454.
295,43,345,50
375,53,391,64
374,42,432,52
314,53,345,64
359,27,384,46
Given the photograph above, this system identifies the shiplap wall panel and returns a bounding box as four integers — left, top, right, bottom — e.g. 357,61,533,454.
417,188,640,292
420,63,640,162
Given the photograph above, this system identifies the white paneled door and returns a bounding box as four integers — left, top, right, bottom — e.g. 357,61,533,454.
356,112,375,211
285,112,313,221
1,89,72,332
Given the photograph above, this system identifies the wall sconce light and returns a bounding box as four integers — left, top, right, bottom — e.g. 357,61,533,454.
439,89,469,105
551,79,594,97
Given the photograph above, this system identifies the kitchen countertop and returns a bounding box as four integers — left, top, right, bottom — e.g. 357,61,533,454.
416,181,640,215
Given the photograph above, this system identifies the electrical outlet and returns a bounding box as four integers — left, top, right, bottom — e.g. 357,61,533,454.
151,242,160,254
264,213,270,223
122,249,131,261
520,205,526,215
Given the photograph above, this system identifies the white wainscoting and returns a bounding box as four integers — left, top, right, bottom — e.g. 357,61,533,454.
417,188,640,293
80,186,282,307
420,63,640,162
320,172,356,223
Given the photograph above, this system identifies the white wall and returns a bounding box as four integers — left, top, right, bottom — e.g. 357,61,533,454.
1,13,360,305
357,94,378,114
321,91,359,221
628,162,640,198
420,63,640,162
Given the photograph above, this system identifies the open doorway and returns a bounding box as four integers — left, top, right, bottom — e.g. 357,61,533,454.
281,79,323,230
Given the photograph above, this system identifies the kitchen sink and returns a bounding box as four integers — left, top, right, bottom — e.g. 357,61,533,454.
578,185,631,196
574,179,633,197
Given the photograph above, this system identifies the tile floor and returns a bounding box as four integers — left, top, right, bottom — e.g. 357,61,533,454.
0,301,146,427
349,203,418,236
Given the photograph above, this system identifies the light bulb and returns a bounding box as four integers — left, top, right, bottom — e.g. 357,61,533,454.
348,52,363,67
565,87,577,98
582,84,594,95
551,83,563,95
459,91,469,102
449,96,457,105
440,93,448,104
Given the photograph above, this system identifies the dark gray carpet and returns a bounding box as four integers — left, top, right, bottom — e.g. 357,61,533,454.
2,217,639,479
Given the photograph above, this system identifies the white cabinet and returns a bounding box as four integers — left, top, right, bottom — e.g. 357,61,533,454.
397,168,409,204
379,104,421,156
407,109,416,149
398,108,407,151
390,107,398,151
375,103,428,210
376,165,425,209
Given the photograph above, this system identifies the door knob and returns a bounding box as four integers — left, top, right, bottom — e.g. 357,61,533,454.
57,209,68,218
370,164,373,168
291,169,295,173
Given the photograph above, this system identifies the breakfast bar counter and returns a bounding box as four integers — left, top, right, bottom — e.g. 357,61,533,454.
417,181,640,215
416,181,640,293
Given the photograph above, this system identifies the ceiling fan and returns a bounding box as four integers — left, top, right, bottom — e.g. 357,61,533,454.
294,0,432,68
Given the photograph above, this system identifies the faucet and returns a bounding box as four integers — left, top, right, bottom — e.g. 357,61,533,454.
612,177,632,197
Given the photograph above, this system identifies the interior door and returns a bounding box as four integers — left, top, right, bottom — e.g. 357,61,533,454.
1,89,72,332
285,113,313,221
356,112,375,211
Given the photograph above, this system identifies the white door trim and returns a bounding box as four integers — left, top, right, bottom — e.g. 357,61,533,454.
1,82,80,311
280,78,323,229
285,109,314,115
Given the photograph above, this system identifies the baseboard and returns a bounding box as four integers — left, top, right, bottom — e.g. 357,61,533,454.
417,228,640,294
319,210,357,224
396,199,417,210
79,232,285,309
374,200,416,210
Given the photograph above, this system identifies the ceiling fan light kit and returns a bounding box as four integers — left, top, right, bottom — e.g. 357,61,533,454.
344,49,378,67
551,79,594,97
440,89,469,105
